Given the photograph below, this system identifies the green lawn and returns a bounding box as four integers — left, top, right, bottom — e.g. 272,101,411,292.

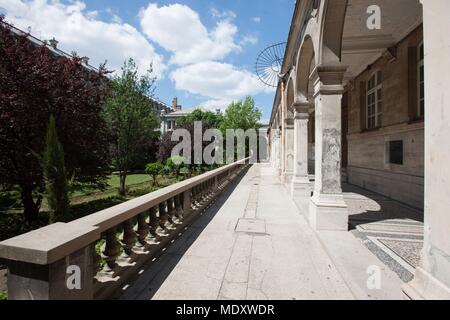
71,174,152,197
107,174,151,188
0,173,186,241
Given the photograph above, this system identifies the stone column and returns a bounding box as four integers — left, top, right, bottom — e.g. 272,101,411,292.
291,101,312,200
308,65,348,231
403,0,450,300
274,128,282,175
282,119,294,184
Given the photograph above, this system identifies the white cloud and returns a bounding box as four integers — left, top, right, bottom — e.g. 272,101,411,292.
106,8,123,24
0,0,166,77
171,61,273,110
209,8,236,21
240,35,258,46
251,17,261,23
139,3,241,66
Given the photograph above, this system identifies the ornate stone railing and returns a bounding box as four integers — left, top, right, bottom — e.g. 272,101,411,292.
0,159,249,300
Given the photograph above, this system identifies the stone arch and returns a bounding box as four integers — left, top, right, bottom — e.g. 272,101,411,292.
318,0,348,65
296,36,315,99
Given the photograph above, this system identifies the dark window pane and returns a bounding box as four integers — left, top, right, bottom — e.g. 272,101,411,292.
389,141,404,165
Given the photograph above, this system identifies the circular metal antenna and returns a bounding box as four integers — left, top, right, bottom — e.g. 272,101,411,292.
255,42,286,88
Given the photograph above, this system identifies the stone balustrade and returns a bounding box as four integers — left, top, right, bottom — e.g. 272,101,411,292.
0,159,249,300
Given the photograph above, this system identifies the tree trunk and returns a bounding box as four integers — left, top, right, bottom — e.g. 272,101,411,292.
119,172,127,196
21,185,40,222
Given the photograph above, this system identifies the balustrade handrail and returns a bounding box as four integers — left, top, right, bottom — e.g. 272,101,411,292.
76,158,248,233
0,158,248,264
0,158,249,300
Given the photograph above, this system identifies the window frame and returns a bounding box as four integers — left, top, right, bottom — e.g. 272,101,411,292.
418,41,425,118
366,70,383,130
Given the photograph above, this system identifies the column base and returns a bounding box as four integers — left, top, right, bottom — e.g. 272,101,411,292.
291,178,312,199
281,172,293,184
402,267,450,300
309,193,348,231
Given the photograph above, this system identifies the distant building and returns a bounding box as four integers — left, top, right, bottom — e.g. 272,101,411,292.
160,99,213,134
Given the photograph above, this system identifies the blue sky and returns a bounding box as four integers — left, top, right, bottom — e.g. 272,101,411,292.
0,0,294,122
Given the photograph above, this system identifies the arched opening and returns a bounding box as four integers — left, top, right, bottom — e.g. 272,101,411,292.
296,36,315,99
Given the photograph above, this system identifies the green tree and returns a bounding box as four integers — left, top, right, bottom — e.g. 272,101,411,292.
104,58,160,196
221,97,262,162
145,162,164,186
176,109,223,129
221,96,262,132
43,115,70,223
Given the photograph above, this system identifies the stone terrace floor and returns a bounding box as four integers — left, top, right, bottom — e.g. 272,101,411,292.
120,163,421,300
121,164,354,300
344,184,424,283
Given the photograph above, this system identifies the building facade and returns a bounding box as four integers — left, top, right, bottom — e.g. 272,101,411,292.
268,0,450,299
345,25,424,209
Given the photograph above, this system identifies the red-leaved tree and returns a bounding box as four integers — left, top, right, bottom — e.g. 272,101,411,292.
0,18,112,222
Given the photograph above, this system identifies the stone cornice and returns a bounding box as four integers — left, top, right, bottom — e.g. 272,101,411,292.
310,65,348,96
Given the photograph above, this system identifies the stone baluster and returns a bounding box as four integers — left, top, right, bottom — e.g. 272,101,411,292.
214,176,219,193
167,198,176,224
103,227,121,273
175,194,184,221
182,190,192,216
158,202,168,230
148,207,160,240
192,186,199,209
208,180,213,194
201,182,207,201
137,212,150,246
198,183,204,203
92,242,102,279
121,219,137,258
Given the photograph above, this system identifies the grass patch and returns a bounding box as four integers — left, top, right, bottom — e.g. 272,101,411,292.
1,174,184,241
0,290,7,300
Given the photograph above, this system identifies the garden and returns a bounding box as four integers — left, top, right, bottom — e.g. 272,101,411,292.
0,17,262,299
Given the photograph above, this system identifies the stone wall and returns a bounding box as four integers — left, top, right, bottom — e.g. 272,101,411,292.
346,26,424,209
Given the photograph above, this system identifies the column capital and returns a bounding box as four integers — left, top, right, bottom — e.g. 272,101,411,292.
293,100,313,115
284,118,294,128
310,65,348,96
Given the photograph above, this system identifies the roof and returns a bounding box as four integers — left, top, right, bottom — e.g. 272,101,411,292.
163,106,211,117
1,19,98,72
1,19,173,112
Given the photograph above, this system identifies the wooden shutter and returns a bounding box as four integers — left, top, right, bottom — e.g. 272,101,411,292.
408,46,418,121
360,81,367,131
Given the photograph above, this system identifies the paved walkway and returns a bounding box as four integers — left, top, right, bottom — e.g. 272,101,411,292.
343,185,424,283
121,164,354,300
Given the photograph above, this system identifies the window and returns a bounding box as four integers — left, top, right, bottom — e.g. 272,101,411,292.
366,71,383,129
167,120,172,130
418,42,425,117
388,140,404,165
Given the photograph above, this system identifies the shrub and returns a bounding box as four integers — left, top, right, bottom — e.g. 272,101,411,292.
166,156,186,179
145,163,164,186
43,116,70,223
